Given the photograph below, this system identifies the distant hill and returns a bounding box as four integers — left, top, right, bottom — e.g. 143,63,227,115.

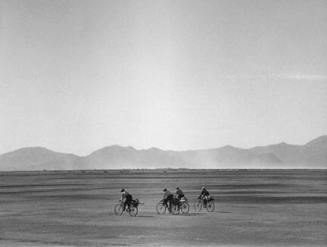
0,136,326,171
0,147,83,171
250,135,327,167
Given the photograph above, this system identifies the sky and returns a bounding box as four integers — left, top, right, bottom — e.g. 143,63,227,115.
1,0,327,156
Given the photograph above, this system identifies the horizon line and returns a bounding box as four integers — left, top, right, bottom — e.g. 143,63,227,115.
1,134,326,157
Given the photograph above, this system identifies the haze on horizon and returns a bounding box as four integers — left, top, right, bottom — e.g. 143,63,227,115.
1,0,327,156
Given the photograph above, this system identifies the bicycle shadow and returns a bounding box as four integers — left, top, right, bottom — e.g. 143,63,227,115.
173,212,203,216
135,215,155,218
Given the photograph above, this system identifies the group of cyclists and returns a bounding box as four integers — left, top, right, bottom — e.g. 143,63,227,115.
119,186,211,214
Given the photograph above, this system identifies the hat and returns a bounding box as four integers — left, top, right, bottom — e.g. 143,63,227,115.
163,188,167,192
121,188,125,192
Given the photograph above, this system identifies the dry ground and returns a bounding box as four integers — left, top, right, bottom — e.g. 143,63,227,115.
0,169,326,247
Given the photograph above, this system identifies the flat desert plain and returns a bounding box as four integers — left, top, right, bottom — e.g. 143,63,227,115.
0,169,326,247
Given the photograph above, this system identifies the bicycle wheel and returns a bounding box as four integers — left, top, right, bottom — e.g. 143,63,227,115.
129,206,138,217
206,200,215,212
156,202,166,215
171,203,179,215
194,200,202,212
114,204,124,216
181,202,189,214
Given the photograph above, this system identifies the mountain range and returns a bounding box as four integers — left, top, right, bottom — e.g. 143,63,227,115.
0,136,326,171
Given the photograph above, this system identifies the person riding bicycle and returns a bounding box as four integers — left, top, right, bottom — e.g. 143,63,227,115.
199,186,210,207
176,187,185,201
121,188,133,211
163,188,173,213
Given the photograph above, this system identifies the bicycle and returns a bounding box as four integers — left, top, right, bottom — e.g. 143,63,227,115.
156,199,181,215
114,199,139,217
156,199,171,214
176,196,190,215
194,196,215,212
156,196,190,215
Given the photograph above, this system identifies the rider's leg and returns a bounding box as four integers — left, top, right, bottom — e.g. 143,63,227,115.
203,196,207,207
127,199,132,211
168,197,173,213
163,198,168,207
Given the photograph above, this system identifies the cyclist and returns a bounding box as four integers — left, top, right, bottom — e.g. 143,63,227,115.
176,187,185,200
121,188,133,211
163,188,173,213
199,186,210,207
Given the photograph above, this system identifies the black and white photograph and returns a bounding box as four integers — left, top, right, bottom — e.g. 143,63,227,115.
1,0,326,246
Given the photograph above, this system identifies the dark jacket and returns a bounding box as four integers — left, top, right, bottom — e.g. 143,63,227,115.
163,190,173,200
201,188,209,197
122,191,132,201
176,188,184,197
